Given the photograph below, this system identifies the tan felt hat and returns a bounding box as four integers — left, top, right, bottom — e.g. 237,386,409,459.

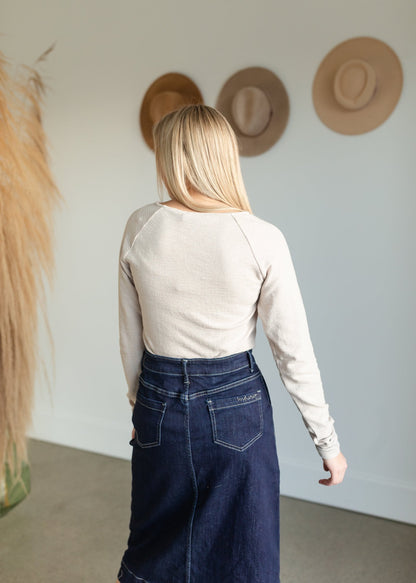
312,36,403,135
216,67,290,156
140,73,204,150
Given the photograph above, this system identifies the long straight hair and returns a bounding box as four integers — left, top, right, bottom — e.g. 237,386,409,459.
152,105,253,213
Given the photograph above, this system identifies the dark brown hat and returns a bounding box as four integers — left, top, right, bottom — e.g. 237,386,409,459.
216,67,290,156
140,72,204,150
312,37,403,135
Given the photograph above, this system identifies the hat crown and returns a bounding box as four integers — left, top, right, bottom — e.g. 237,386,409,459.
149,90,187,124
231,86,272,137
333,58,377,111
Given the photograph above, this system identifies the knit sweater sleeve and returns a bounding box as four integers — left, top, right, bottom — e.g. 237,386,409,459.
256,225,340,460
118,212,145,409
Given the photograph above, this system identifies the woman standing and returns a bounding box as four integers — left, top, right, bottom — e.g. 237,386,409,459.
116,105,347,583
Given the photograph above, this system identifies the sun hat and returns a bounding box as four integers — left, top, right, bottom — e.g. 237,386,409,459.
312,36,403,135
140,73,204,150
215,67,290,156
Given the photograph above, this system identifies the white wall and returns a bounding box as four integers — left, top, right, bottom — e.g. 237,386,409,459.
2,0,415,524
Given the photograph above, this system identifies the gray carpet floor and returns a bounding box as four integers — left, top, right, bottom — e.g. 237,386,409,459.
0,439,415,582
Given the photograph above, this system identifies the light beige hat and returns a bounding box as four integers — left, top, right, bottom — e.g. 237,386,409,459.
312,36,403,135
140,73,203,150
216,67,290,156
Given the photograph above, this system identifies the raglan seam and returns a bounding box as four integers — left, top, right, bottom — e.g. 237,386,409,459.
231,214,266,281
123,204,163,262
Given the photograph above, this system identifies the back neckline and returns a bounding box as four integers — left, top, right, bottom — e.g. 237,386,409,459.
156,201,249,215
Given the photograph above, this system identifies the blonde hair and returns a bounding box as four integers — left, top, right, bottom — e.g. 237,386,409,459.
152,104,253,213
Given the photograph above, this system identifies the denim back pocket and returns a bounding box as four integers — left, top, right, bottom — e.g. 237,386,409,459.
206,389,263,452
132,393,167,448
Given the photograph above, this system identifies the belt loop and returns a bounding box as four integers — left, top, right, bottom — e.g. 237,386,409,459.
247,350,254,373
182,359,190,386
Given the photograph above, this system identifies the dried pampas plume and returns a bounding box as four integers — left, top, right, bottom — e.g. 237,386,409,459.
0,43,62,484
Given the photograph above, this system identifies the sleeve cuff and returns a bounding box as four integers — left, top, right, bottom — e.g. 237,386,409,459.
315,441,341,460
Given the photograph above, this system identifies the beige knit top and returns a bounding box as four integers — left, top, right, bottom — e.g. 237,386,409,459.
118,201,340,459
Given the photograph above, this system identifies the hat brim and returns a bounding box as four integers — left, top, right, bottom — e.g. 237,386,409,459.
312,36,403,135
140,73,203,150
216,67,290,156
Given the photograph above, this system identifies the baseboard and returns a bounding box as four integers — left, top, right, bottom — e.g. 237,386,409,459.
278,456,416,525
27,410,416,525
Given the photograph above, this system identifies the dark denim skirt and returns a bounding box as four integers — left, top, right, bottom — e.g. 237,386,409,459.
117,347,280,583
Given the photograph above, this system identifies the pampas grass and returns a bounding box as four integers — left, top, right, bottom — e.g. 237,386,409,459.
0,44,62,483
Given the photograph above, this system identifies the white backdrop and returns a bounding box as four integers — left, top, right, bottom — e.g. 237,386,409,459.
2,0,415,524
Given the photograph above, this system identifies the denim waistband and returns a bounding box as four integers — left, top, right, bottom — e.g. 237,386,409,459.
142,347,256,375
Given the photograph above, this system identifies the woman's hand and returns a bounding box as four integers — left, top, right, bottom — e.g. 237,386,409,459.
130,398,136,441
319,451,348,486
